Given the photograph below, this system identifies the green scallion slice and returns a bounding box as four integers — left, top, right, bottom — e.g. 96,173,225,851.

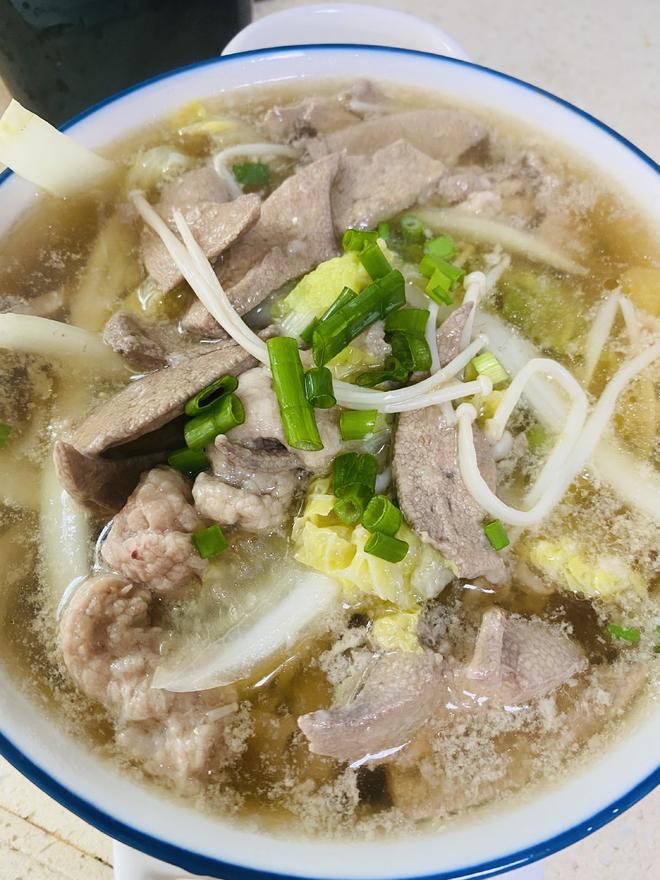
470,351,509,387
232,161,270,187
332,452,378,497
359,242,391,280
312,270,406,366
400,214,425,243
389,331,432,373
184,375,238,417
355,357,409,388
364,531,409,563
184,393,245,450
304,366,336,409
384,307,429,339
362,495,402,536
377,221,390,240
342,228,378,252
483,519,509,551
0,423,11,448
192,523,229,559
167,448,210,475
339,409,379,441
424,234,455,261
267,336,323,452
607,624,641,644
333,484,373,525
425,269,454,306
299,286,357,346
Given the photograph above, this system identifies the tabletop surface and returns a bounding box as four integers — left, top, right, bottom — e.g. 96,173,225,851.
0,0,658,877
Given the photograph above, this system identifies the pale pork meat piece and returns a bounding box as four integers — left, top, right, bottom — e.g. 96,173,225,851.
102,468,206,593
463,607,587,705
60,575,244,788
262,96,359,140
298,652,442,764
193,436,303,532
435,303,473,366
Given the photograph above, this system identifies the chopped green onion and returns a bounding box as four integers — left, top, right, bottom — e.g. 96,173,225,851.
470,351,509,387
300,286,356,346
0,423,11,447
362,495,402,536
526,423,549,452
332,452,377,497
267,336,323,452
384,308,429,339
359,242,391,279
304,366,336,409
342,228,377,252
184,375,238,417
232,161,270,187
607,624,641,644
420,254,465,289
312,270,406,366
377,221,390,240
355,356,409,387
424,270,453,306
340,409,379,441
192,523,228,559
483,519,509,551
184,393,245,450
167,447,210,475
400,214,425,243
333,484,372,525
424,234,455,261
364,531,409,563
389,331,431,373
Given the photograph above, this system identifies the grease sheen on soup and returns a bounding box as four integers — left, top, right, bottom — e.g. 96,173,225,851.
0,79,658,838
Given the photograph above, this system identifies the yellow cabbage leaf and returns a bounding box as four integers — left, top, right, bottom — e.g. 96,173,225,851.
292,479,453,610
372,611,422,653
526,538,647,599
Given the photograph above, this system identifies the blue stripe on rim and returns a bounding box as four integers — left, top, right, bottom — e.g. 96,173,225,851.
0,43,658,880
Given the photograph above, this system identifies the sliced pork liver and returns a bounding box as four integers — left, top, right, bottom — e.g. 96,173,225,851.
332,140,445,232
262,96,358,141
53,442,164,514
142,187,261,293
318,109,486,164
72,336,262,456
463,607,586,705
436,303,473,366
392,406,506,582
183,154,342,338
298,651,442,764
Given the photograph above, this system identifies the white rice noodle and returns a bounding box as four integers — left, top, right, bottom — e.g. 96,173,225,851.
457,342,660,525
69,213,142,333
416,208,587,276
0,99,115,197
484,357,588,508
212,142,298,199
130,191,268,363
460,271,486,351
40,454,91,613
426,300,441,373
211,158,242,199
333,336,488,410
475,310,660,521
618,295,641,348
0,313,128,377
381,376,492,414
584,291,642,385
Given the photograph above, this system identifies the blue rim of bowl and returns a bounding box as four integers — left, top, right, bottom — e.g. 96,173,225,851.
0,43,658,880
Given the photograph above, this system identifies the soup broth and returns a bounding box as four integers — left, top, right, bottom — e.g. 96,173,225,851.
0,80,658,838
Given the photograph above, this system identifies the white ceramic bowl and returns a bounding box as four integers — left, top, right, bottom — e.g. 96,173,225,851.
0,43,658,880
